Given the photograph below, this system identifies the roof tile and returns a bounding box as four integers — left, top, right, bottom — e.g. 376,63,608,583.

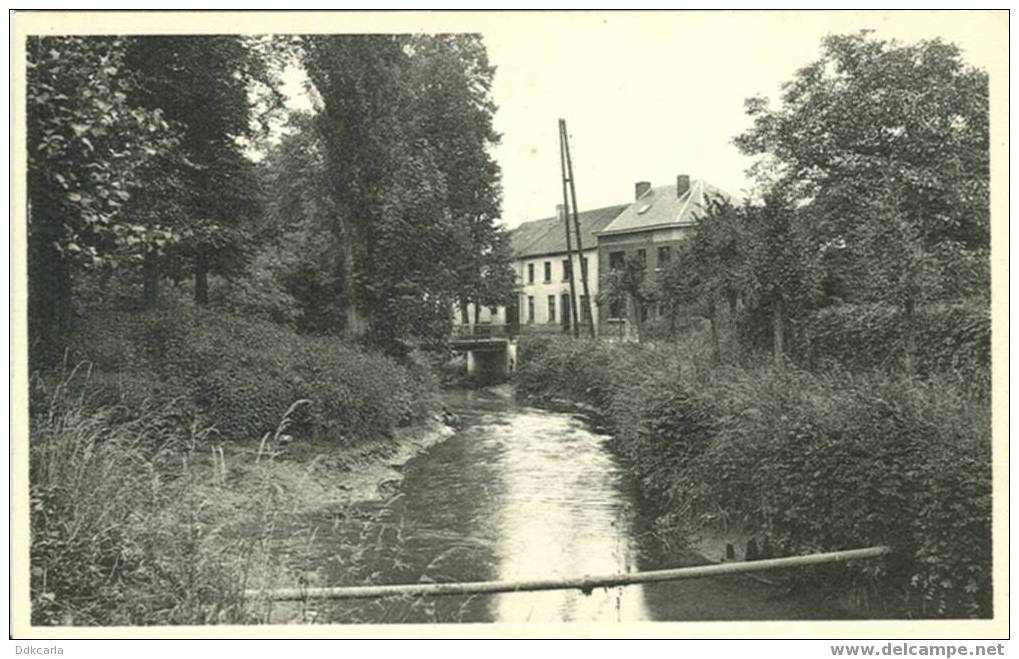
510,204,628,258
597,180,732,236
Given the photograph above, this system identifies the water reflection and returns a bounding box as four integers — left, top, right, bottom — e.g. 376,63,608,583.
485,408,648,622
272,388,847,623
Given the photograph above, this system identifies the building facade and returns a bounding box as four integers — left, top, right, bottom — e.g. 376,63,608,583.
453,174,729,340
509,203,626,336
595,176,730,337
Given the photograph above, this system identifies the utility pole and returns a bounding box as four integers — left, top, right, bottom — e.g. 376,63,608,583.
558,120,581,338
560,119,596,339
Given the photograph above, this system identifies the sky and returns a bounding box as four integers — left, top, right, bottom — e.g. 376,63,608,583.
278,11,1004,231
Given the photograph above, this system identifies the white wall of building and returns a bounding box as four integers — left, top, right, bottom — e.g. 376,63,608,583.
514,248,600,330
453,249,601,333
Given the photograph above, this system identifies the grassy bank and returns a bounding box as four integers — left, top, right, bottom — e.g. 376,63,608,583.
29,299,443,625
515,335,992,618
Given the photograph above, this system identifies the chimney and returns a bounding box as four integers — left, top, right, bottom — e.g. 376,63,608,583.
676,175,691,198
556,203,566,221
635,181,652,200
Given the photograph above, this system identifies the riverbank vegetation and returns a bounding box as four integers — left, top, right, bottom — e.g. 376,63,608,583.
516,335,991,618
519,34,992,619
26,34,511,625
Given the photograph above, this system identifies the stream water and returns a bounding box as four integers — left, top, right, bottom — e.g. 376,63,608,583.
270,388,848,624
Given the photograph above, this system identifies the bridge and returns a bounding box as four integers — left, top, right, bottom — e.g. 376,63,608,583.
449,324,518,379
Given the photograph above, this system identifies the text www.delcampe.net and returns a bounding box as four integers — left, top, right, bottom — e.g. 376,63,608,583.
831,645,1006,657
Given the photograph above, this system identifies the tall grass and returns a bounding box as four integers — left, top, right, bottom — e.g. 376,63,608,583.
29,292,446,625
29,366,290,626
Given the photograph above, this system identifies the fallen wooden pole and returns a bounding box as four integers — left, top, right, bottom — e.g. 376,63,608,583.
245,545,890,602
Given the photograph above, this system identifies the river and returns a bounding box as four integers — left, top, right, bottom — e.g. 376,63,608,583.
269,388,848,624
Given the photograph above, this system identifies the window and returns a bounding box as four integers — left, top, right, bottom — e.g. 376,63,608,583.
657,246,671,268
636,249,647,268
609,297,625,320
581,257,589,279
562,259,571,281
490,306,499,317
460,306,469,325
527,296,535,323
640,305,649,322
527,263,534,284
547,295,556,323
544,261,552,283
609,251,625,270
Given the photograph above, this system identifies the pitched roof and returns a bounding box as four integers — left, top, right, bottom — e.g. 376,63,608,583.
596,179,732,236
510,203,628,258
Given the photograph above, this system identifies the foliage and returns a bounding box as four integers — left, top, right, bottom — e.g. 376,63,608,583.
208,273,300,327
740,194,823,321
734,32,990,370
515,336,992,617
123,35,281,304
736,32,988,250
300,34,513,346
26,36,181,358
26,35,283,361
28,369,273,625
599,254,657,342
799,302,990,397
405,35,515,313
665,195,746,312
659,194,749,356
67,295,436,443
26,37,179,266
256,113,347,333
657,191,823,363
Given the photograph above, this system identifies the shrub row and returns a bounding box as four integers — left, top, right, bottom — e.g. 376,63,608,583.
59,299,436,443
797,303,990,396
516,335,992,617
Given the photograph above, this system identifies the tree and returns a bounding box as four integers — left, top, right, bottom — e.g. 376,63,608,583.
123,35,278,306
403,35,513,316
301,35,513,348
600,255,656,343
257,112,346,333
660,194,747,361
301,35,410,338
735,31,989,372
26,36,179,360
739,194,822,366
659,240,707,341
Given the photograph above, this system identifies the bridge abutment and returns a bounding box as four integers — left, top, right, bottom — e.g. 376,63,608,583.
464,340,517,380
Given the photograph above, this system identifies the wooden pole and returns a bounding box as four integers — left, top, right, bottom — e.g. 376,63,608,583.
561,119,597,339
558,120,581,338
244,546,890,602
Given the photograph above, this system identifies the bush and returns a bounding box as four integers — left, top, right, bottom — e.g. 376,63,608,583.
66,298,436,443
799,303,990,396
515,337,992,617
208,258,301,327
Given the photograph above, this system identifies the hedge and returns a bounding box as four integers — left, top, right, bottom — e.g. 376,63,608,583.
798,303,990,396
